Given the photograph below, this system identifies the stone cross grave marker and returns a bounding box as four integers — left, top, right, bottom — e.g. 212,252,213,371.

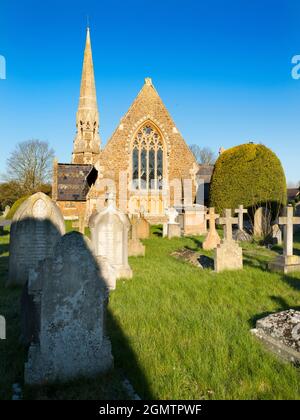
280,205,300,257
202,208,220,250
214,209,243,272
218,209,238,241
235,205,247,231
269,205,300,273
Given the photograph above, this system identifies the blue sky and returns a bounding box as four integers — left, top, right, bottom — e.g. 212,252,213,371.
0,0,299,184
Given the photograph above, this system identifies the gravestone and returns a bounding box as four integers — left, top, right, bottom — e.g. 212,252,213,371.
135,214,150,239
183,205,207,236
269,205,300,273
8,192,65,287
254,207,272,237
251,310,300,365
24,232,113,385
128,215,145,257
233,205,251,241
89,194,132,279
166,208,181,239
163,222,168,238
214,209,243,273
271,224,282,246
202,208,221,251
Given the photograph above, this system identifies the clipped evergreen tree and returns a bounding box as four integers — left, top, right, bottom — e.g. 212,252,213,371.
209,143,287,216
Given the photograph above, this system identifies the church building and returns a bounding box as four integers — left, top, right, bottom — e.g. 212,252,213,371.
52,28,205,230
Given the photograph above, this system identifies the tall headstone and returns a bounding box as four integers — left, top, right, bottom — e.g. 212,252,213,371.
24,232,113,385
166,207,181,239
254,207,272,237
8,192,65,287
269,205,300,273
214,209,243,273
89,194,132,279
202,208,221,251
128,215,145,257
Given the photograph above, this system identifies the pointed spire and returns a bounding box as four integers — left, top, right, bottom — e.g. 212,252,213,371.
78,27,97,112
72,27,101,165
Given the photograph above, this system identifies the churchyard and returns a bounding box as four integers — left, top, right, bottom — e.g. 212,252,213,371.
1,213,300,400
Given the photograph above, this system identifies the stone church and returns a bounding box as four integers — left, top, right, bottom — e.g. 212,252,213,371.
52,28,206,231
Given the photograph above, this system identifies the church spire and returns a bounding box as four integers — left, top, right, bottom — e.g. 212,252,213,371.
72,27,101,164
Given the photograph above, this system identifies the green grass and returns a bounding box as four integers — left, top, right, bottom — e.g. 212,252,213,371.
108,226,300,400
0,224,300,399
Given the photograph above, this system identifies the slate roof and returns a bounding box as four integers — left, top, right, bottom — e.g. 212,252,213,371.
288,188,300,202
197,164,214,183
56,163,98,201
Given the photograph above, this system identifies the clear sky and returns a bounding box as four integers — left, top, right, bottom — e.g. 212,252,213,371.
0,0,299,185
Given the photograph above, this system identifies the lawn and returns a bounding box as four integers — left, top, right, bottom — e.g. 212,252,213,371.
1,224,300,399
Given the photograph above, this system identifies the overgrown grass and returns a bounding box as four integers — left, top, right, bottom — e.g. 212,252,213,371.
1,224,300,399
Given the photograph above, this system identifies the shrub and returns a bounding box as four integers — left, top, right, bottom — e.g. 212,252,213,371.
6,196,30,220
209,143,287,215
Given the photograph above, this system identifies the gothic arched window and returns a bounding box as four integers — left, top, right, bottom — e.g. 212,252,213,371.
132,124,164,190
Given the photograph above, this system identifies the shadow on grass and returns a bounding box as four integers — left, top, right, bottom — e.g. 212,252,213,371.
243,253,269,272
152,225,163,237
183,236,203,251
107,309,154,400
249,295,300,328
280,274,300,292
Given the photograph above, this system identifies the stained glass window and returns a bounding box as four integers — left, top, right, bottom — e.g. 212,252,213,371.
157,149,163,190
132,148,139,190
131,123,164,190
140,149,147,189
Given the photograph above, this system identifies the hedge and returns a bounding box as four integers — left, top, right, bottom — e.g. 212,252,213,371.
6,196,30,220
209,143,287,215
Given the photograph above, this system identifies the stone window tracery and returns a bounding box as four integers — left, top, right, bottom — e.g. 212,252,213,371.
132,124,164,190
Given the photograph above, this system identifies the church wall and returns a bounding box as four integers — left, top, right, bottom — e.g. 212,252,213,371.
96,81,198,213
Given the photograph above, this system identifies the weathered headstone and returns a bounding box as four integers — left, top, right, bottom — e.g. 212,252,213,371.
254,207,272,237
89,194,132,279
271,224,282,246
202,208,221,250
24,232,113,385
251,310,300,365
269,205,300,273
128,215,145,257
214,209,243,273
8,192,65,287
135,214,150,239
183,205,207,236
166,208,181,239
